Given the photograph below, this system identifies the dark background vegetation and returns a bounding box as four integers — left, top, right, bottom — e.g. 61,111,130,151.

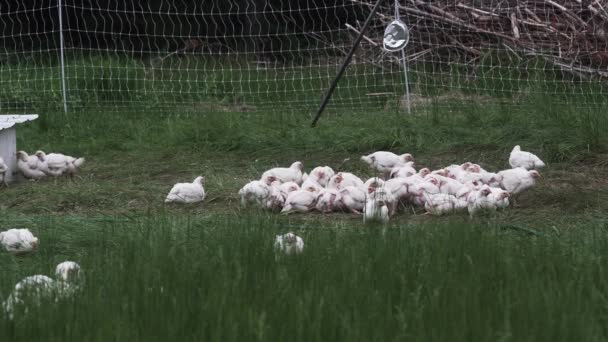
0,0,364,58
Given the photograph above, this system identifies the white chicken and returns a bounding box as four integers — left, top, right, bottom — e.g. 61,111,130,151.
409,181,441,206
383,178,411,202
509,145,545,170
0,157,7,185
238,180,271,206
389,162,416,179
301,177,323,194
264,186,287,211
315,189,342,213
2,275,55,320
279,182,300,195
16,151,46,180
0,228,39,255
426,174,467,197
3,261,82,320
54,261,83,296
327,172,364,190
281,190,317,214
364,177,385,190
35,151,85,177
274,232,304,255
165,176,206,204
260,161,304,185
467,186,495,216
307,166,335,187
498,168,540,195
338,186,367,214
488,187,510,209
363,192,390,224
458,171,502,188
361,151,414,177
424,193,467,215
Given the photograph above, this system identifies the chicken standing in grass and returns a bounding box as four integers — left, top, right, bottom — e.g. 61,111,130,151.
363,187,394,223
54,261,83,296
0,228,39,255
16,151,46,180
509,145,545,170
274,232,304,255
498,168,540,195
361,151,414,177
165,176,206,204
363,196,390,224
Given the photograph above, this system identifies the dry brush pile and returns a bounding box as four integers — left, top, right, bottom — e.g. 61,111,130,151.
351,0,608,80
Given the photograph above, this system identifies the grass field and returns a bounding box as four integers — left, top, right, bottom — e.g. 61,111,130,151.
1,90,608,340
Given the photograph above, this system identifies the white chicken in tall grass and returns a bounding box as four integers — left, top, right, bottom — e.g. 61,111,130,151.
16,151,46,180
0,228,39,255
3,261,82,320
274,232,304,255
364,186,396,223
509,145,545,170
165,176,205,204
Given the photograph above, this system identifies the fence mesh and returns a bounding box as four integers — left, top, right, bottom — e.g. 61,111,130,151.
0,0,606,114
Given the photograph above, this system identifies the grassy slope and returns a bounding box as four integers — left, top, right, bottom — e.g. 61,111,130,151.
1,100,608,341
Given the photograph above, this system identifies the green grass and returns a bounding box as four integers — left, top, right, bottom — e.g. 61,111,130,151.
1,56,608,340
1,216,608,341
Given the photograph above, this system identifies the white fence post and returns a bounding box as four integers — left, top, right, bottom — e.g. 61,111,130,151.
58,0,68,113
395,0,411,114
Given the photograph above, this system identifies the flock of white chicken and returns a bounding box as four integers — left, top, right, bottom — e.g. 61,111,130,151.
0,228,81,320
0,150,86,182
234,145,545,223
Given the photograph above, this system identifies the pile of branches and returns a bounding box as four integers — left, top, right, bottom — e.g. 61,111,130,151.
350,0,608,80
